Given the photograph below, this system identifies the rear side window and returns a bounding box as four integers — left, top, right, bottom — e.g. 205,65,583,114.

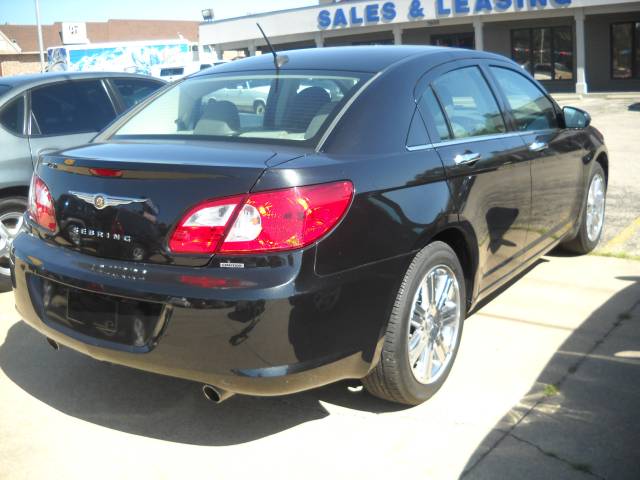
0,95,25,135
406,108,429,148
490,67,558,131
418,88,451,141
432,67,506,139
31,80,116,136
111,78,163,109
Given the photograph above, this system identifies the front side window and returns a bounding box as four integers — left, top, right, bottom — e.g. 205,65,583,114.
111,78,163,109
113,72,369,145
431,67,506,139
0,95,25,135
490,67,558,132
511,27,574,81
31,80,116,136
612,22,640,79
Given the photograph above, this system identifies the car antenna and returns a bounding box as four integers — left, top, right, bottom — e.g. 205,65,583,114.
256,23,288,69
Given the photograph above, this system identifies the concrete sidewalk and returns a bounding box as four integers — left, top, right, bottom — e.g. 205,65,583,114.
0,254,639,479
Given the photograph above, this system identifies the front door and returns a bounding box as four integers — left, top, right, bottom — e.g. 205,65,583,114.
487,65,584,250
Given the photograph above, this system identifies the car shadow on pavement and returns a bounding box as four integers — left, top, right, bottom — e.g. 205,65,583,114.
0,320,407,446
628,103,640,112
461,275,640,479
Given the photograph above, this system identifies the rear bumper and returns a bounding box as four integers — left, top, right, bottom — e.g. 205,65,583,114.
11,232,407,396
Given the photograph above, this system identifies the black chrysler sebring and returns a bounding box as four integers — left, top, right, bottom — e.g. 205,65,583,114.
9,46,607,405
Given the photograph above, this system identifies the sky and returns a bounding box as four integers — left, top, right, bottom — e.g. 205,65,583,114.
0,0,317,25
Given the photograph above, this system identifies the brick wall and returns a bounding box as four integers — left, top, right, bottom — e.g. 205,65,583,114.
0,53,40,76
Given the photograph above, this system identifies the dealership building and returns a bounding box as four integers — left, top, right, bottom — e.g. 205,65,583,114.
200,0,640,93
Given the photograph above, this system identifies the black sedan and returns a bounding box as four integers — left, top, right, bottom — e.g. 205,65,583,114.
10,46,608,405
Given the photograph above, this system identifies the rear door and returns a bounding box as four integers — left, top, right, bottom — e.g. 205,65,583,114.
0,93,32,186
487,65,584,249
418,62,532,291
27,79,118,161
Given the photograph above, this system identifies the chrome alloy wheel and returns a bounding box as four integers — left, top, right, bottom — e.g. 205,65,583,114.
407,265,462,385
586,173,606,243
0,212,24,278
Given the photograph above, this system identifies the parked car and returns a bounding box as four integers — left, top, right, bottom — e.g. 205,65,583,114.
0,72,165,290
10,46,608,406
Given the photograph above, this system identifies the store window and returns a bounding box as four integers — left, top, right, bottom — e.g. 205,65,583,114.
611,22,640,79
511,27,574,81
430,32,474,49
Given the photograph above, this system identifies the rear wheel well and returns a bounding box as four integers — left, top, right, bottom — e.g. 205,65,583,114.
429,228,476,310
0,186,29,200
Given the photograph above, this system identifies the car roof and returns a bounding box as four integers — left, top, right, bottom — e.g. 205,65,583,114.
0,71,164,94
193,45,508,77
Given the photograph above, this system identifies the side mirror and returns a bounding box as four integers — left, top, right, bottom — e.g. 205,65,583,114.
563,106,591,129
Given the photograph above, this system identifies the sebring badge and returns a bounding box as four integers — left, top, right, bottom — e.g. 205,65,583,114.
69,191,148,210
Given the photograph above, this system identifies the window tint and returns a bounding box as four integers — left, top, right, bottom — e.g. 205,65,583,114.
31,80,116,136
111,78,163,109
418,88,450,141
432,67,505,139
406,109,429,148
0,95,25,135
491,67,558,132
161,68,184,76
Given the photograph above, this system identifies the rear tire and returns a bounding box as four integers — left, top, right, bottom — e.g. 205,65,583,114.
0,196,28,292
561,163,606,254
362,241,466,406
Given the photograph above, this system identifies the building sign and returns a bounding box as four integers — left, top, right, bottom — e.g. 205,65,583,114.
60,22,89,45
318,0,572,29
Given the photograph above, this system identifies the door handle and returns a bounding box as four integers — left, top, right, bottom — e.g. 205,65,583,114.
529,140,549,152
454,152,481,166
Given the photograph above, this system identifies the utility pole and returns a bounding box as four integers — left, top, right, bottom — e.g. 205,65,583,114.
34,0,45,72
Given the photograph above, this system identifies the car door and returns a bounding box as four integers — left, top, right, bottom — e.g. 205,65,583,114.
0,93,33,188
417,63,533,291
487,65,585,249
27,79,118,162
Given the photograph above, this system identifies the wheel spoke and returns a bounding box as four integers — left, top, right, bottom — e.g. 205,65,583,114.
434,336,448,364
436,275,453,310
0,221,10,241
409,333,429,367
440,300,458,325
427,273,437,309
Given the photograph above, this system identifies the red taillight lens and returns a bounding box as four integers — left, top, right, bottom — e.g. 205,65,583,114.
89,168,123,178
28,175,58,232
168,181,353,255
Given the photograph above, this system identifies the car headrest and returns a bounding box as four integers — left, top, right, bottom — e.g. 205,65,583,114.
194,100,240,135
284,87,331,132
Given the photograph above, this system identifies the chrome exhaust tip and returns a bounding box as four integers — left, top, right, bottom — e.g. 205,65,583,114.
202,384,234,404
46,337,59,351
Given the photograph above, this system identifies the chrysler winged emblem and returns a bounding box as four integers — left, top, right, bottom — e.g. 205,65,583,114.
69,191,148,210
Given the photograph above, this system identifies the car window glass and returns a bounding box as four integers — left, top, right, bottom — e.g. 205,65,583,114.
111,78,163,109
406,108,429,148
432,67,506,139
490,67,558,131
31,80,116,136
0,95,25,135
114,72,369,145
418,88,451,141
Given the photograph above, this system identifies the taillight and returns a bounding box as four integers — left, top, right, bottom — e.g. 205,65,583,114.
28,175,58,232
169,181,353,255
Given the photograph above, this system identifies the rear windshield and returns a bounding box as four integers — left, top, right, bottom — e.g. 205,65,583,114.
161,68,184,76
112,71,371,146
